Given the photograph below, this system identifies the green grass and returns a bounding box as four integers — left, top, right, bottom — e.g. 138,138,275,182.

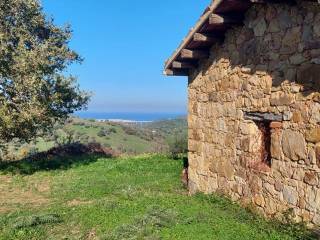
0,155,316,239
68,123,152,153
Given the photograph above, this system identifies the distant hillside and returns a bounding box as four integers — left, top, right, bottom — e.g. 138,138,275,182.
1,117,187,160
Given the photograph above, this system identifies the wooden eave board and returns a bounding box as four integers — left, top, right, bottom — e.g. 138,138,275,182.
164,0,252,76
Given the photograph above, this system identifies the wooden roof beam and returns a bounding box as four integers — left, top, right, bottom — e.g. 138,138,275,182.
164,68,189,76
193,33,221,44
181,49,209,60
209,13,243,25
172,61,196,69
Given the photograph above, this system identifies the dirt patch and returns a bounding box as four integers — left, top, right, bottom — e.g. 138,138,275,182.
34,179,51,193
86,229,97,240
0,189,49,208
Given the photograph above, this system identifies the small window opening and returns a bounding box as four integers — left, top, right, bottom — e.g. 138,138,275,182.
244,112,280,172
256,121,272,168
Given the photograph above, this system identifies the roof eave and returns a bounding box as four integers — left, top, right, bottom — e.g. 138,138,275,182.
164,0,316,77
164,0,224,76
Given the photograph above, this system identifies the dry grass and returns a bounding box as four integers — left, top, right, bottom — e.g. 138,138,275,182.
0,175,50,213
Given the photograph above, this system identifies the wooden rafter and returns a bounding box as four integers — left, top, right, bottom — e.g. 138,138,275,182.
193,33,218,43
172,61,196,69
209,13,243,25
181,49,209,59
165,68,189,76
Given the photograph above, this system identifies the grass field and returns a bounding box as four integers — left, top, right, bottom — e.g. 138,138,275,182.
0,155,316,240
67,122,153,153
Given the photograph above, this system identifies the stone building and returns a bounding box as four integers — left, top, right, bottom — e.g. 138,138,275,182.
164,0,320,225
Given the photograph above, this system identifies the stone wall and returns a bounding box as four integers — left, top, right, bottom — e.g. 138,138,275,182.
188,1,320,225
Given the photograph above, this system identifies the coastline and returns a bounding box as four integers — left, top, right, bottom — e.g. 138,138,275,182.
97,119,153,124
75,112,187,122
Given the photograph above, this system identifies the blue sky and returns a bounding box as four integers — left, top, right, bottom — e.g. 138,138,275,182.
42,0,210,113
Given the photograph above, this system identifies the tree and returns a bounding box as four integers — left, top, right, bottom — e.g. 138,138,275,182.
168,132,188,159
0,0,90,142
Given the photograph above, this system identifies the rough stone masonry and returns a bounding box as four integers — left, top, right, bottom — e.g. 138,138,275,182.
185,1,320,225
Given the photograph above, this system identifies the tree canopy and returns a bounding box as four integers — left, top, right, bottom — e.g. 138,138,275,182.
0,0,90,142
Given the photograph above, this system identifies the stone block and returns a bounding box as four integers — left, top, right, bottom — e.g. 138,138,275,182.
275,181,284,192
292,111,302,123
268,19,280,33
282,26,301,47
304,172,318,186
254,195,265,207
189,140,201,153
310,103,320,123
270,92,294,106
239,121,257,135
313,214,320,225
253,17,267,37
283,185,298,206
314,19,320,37
282,130,307,161
248,175,262,193
264,182,277,196
292,168,305,181
289,54,306,65
306,187,320,212
219,160,234,180
278,11,292,30
270,122,282,129
305,128,320,143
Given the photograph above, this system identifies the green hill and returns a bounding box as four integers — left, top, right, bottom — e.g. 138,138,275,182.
1,117,187,161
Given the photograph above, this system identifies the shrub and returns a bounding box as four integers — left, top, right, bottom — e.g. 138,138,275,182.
168,132,188,159
97,130,107,137
109,128,117,134
122,126,138,136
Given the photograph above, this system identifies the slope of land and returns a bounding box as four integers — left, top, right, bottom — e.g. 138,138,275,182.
0,155,315,240
3,117,187,161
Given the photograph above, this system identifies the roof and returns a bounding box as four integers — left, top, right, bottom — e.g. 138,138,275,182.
163,0,318,77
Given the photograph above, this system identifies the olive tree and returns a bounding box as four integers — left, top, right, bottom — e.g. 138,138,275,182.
0,0,90,142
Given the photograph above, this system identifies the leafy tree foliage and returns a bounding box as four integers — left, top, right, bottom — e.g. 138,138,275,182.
168,132,188,159
0,0,90,142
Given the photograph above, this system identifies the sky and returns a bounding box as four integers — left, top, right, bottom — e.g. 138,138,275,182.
42,0,210,113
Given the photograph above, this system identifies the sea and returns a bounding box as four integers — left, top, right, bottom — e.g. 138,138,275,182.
75,112,187,122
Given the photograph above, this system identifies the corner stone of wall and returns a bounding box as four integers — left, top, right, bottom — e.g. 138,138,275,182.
188,1,320,226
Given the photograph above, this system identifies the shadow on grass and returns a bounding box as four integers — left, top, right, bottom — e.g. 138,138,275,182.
0,143,114,175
